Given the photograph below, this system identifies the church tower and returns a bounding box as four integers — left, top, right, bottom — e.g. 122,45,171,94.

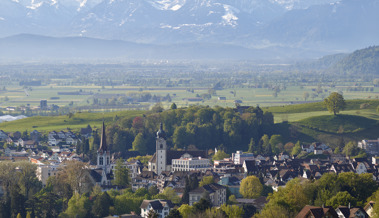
156,123,167,175
97,121,111,174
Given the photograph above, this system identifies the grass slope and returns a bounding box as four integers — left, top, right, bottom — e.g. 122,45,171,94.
297,114,379,133
267,99,379,114
0,110,144,133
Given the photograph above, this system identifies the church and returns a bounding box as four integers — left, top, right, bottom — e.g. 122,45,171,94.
148,123,208,175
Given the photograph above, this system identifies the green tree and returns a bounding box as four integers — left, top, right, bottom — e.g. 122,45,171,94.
303,92,309,101
62,193,91,218
166,208,182,218
239,176,263,199
132,133,148,155
92,192,111,218
248,138,255,153
178,204,194,218
291,141,302,156
342,141,360,157
199,176,215,187
162,187,181,204
326,191,357,208
193,198,212,213
324,92,346,115
212,150,229,161
173,126,187,148
148,186,159,196
113,159,129,187
170,103,177,110
254,204,293,218
220,204,244,218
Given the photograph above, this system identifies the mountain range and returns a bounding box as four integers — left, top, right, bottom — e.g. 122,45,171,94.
1,0,379,60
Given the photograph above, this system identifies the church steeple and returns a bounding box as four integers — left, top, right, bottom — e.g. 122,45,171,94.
97,121,111,174
98,121,107,153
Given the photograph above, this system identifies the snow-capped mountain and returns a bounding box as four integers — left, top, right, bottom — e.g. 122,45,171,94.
1,0,378,59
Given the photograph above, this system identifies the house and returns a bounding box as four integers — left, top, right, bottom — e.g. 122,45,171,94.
358,139,379,155
30,130,41,142
140,199,174,218
243,160,258,175
189,183,227,206
335,206,369,218
0,130,8,141
232,150,254,165
218,176,242,198
364,201,375,217
296,205,338,218
80,125,93,138
36,164,59,186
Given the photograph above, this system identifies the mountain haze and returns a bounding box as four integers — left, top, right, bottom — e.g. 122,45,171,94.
0,0,378,60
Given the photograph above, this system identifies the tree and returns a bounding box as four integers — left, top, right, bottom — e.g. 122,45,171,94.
178,204,194,218
56,160,92,194
162,187,181,204
92,192,111,217
147,209,158,218
239,176,263,199
324,92,346,115
325,191,356,208
62,193,91,218
220,204,244,218
193,198,212,213
212,150,229,161
148,186,159,196
199,176,214,187
166,208,182,218
132,133,148,155
303,92,309,101
170,103,177,110
113,159,129,187
291,141,302,156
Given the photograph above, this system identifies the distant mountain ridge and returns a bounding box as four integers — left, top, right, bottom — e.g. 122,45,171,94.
1,0,378,58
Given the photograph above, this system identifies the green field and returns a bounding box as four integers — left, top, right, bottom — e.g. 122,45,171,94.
1,84,378,110
0,110,144,133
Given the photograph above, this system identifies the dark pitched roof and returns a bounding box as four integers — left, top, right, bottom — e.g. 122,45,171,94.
90,169,103,183
140,200,174,210
98,121,108,153
296,205,338,218
244,160,258,173
189,183,226,194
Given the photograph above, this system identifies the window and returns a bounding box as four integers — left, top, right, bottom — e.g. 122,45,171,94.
99,157,103,165
160,144,163,149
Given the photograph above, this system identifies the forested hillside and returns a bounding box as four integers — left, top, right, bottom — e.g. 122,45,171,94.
332,46,379,75
97,105,274,156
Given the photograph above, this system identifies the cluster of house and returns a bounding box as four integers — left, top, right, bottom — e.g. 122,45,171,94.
1,123,379,218
296,203,374,218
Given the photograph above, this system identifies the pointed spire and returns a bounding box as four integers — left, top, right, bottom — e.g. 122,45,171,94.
156,122,166,139
98,121,107,153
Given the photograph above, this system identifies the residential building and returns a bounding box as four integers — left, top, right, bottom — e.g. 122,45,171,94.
36,164,59,186
232,150,254,165
140,199,174,218
171,153,211,172
296,205,338,218
189,183,227,206
335,206,369,218
359,139,379,155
